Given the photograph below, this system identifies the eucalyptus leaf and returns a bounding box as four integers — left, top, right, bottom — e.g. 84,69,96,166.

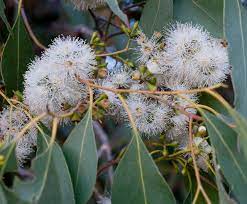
184,175,218,204
0,0,11,32
213,154,236,204
105,0,129,25
112,132,176,204
63,109,97,204
204,112,247,203
0,142,17,178
1,15,34,96
174,0,223,37
13,134,75,204
224,0,247,118
0,184,7,204
140,0,173,37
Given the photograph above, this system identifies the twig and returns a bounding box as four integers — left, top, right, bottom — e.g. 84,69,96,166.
97,158,119,177
89,9,103,37
77,77,225,96
189,118,211,204
14,0,46,50
93,121,114,184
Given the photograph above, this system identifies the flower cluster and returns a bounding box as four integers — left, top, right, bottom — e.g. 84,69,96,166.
0,36,96,165
0,107,37,165
99,22,230,171
24,36,96,124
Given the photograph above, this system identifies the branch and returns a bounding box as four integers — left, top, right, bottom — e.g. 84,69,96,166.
93,121,114,185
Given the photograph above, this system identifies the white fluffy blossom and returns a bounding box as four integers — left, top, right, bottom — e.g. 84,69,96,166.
193,137,213,172
167,125,189,148
124,95,170,136
0,107,37,165
43,36,97,80
164,23,230,87
192,41,230,87
136,31,163,64
24,36,95,122
168,84,198,127
101,67,133,106
69,0,105,10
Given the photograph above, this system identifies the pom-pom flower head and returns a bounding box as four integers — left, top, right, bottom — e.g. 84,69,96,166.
192,41,230,87
164,22,230,87
124,95,170,136
44,36,97,80
24,36,95,122
136,31,163,64
0,107,37,165
69,0,105,10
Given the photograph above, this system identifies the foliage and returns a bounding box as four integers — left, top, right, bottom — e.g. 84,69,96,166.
0,0,246,204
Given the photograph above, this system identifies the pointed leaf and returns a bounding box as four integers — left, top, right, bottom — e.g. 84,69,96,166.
212,155,236,204
0,184,7,204
140,0,173,37
112,133,176,204
1,15,34,96
0,143,17,177
13,134,75,204
174,0,223,37
224,0,247,118
204,112,247,203
0,0,11,32
63,110,97,204
105,0,128,25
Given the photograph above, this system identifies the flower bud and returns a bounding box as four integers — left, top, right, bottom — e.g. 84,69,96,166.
98,68,108,78
198,126,207,137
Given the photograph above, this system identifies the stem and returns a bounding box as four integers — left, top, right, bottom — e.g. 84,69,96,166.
189,119,211,204
77,77,223,96
96,39,131,57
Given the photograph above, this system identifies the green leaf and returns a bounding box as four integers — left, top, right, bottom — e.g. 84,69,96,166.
0,184,7,204
0,0,11,32
174,0,223,37
63,110,97,204
213,155,236,204
105,0,129,25
204,112,247,203
0,143,17,178
184,174,218,204
140,0,173,37
1,15,34,96
13,134,75,204
224,0,247,118
112,132,176,204
2,185,29,204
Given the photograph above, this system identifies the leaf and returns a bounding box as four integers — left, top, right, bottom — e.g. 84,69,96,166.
212,154,236,204
112,132,176,204
2,185,29,204
0,143,17,178
13,134,75,204
184,174,218,204
140,0,173,37
174,0,223,37
204,112,247,203
224,0,247,118
1,15,34,96
63,110,97,204
0,0,11,32
0,184,7,204
105,0,129,25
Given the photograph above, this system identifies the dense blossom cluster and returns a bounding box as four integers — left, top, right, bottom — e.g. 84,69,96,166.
0,107,37,165
0,23,230,170
24,36,96,123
